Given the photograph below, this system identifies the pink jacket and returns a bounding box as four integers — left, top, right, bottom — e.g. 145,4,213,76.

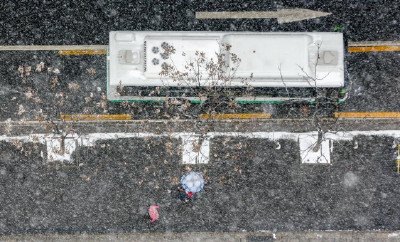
149,205,159,222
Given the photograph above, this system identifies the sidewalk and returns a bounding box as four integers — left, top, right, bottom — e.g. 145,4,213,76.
1,231,399,242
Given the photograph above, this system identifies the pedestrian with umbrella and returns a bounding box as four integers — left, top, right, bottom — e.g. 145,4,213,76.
177,186,189,203
180,171,205,203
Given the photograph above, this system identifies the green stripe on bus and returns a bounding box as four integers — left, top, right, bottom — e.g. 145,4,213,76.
107,99,164,103
190,100,206,103
236,101,284,104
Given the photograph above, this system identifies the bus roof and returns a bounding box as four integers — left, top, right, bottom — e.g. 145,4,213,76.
108,31,344,90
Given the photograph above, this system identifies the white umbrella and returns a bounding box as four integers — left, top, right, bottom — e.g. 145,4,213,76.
181,171,205,193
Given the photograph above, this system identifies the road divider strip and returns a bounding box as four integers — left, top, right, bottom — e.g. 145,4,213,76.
0,45,108,55
348,46,400,52
335,112,400,118
200,113,271,119
58,49,107,55
348,41,400,52
61,114,132,121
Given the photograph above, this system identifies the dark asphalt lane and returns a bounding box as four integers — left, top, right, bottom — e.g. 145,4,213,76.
0,0,399,45
0,135,399,234
342,51,400,112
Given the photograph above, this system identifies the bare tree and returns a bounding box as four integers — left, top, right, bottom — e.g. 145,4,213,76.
10,61,103,167
285,42,348,156
157,42,252,116
155,42,255,163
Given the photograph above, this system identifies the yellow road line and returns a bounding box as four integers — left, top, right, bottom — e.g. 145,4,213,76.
58,49,107,55
200,113,271,119
348,46,400,52
335,112,400,118
61,114,131,121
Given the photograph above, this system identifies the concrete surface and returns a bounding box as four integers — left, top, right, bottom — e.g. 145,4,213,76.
0,231,399,242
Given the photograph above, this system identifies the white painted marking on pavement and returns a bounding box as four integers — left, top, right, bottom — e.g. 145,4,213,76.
181,135,210,164
299,135,331,164
0,45,108,51
348,41,400,47
196,9,331,24
46,137,76,163
2,130,400,164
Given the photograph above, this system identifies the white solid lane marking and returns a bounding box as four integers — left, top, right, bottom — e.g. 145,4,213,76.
196,9,331,23
348,41,400,47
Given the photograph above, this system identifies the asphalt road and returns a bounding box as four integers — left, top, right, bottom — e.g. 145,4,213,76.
1,0,400,236
343,51,400,112
1,1,399,45
0,135,399,234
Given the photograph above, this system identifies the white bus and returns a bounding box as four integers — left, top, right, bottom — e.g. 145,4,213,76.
107,31,346,104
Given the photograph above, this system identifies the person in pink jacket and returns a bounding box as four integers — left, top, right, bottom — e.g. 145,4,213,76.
149,205,159,222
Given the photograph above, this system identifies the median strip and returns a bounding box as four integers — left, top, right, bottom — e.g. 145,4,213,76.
58,49,107,55
0,45,108,55
335,112,400,118
200,113,271,120
348,41,400,52
348,46,400,52
61,114,132,121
